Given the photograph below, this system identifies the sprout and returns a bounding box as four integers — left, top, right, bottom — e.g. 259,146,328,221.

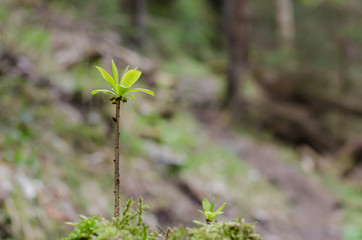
90,60,154,217
91,60,154,103
198,197,226,224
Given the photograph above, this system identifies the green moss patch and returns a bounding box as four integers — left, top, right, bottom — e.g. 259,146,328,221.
62,198,263,240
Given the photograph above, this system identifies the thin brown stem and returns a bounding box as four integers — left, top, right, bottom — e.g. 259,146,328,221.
114,100,121,217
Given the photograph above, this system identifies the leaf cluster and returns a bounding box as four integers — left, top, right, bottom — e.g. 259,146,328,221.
91,60,154,103
198,197,226,223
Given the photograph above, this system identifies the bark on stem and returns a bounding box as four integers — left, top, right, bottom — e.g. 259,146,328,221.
114,100,121,217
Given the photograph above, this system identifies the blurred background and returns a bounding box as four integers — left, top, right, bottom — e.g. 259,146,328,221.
0,0,362,239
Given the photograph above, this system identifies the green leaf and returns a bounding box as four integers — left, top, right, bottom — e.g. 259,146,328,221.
210,197,215,212
111,60,119,84
197,210,207,218
214,211,224,216
192,220,207,226
115,84,122,97
205,211,216,220
121,69,142,87
126,88,154,96
214,202,227,214
119,85,130,96
126,94,135,99
121,65,130,80
95,66,117,93
202,198,210,212
91,89,116,96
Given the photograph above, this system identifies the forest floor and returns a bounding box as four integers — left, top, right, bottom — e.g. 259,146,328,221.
194,109,342,240
2,2,360,240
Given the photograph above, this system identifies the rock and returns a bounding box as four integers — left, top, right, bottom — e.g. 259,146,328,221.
175,76,222,107
144,141,185,168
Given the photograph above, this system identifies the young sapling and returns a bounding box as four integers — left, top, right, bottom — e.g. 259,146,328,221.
91,60,154,217
198,197,226,224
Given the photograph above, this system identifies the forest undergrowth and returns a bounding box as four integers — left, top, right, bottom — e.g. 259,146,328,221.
0,0,362,240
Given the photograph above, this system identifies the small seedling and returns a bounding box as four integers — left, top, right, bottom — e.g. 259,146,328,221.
91,60,154,217
91,61,154,102
198,197,226,224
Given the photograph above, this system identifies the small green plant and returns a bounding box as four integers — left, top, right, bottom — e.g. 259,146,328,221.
91,60,154,217
60,61,265,239
63,198,160,240
91,61,154,102
198,197,226,224
62,198,263,240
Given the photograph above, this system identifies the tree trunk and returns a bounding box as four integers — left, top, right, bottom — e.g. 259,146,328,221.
223,0,251,110
338,0,356,92
121,0,148,51
132,0,147,51
275,0,295,51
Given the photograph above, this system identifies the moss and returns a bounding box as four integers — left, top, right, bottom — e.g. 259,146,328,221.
169,219,263,240
62,198,160,240
62,198,263,240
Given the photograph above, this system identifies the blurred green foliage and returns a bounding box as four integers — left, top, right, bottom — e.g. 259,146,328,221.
149,0,219,60
322,177,362,240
